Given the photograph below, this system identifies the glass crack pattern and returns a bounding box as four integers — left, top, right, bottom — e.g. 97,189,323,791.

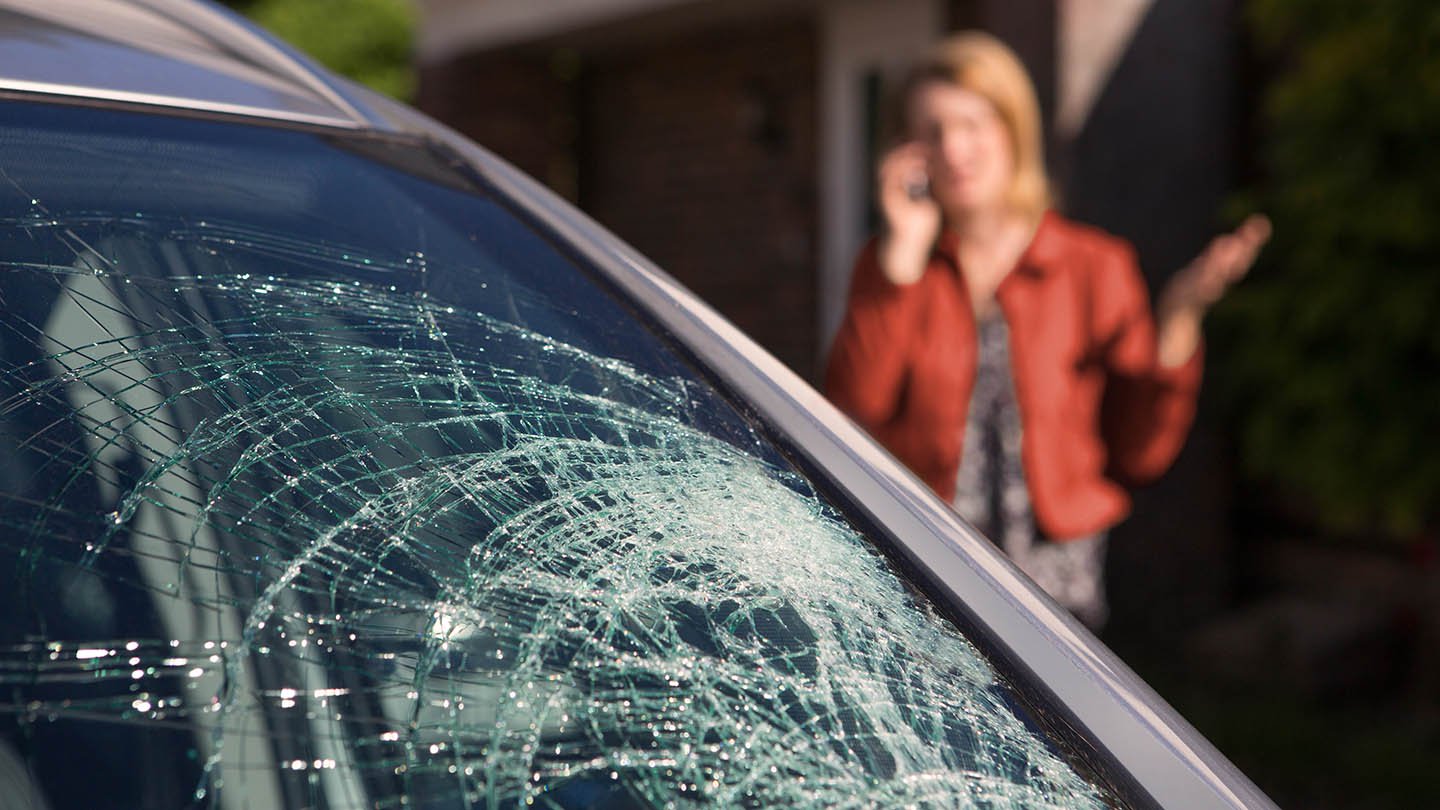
0,103,1119,809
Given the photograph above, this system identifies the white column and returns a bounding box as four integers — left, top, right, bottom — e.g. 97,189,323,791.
1054,0,1154,138
816,0,944,357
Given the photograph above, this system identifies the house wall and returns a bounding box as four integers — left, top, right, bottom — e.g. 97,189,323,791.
578,20,821,377
417,18,820,378
416,50,579,199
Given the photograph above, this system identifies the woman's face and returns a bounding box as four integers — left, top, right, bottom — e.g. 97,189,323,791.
906,80,1015,217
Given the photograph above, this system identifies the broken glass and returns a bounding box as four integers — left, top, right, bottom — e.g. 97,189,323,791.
0,100,1132,808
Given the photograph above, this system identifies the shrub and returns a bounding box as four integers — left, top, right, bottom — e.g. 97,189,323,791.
229,0,415,101
1214,0,1440,539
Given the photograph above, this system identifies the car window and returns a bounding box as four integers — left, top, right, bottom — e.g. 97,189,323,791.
0,101,1133,809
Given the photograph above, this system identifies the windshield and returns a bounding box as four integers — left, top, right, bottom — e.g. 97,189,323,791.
0,101,1131,809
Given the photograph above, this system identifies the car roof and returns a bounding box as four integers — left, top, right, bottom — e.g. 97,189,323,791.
0,0,387,129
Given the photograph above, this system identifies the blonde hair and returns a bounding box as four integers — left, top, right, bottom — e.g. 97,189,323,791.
900,31,1052,220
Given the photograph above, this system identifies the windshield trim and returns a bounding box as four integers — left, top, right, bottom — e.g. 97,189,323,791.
0,83,364,130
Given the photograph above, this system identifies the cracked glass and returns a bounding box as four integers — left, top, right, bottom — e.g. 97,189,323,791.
0,101,1133,809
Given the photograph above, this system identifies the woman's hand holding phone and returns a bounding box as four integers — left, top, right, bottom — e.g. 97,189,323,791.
876,142,941,286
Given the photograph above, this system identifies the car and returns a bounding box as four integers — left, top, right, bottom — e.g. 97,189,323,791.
0,1,1277,808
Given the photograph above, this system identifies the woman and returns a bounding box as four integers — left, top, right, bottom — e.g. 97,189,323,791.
824,32,1269,628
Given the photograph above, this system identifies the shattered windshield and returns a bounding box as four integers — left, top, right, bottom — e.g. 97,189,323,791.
0,101,1130,809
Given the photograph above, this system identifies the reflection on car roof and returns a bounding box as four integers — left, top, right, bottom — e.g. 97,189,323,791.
0,0,372,128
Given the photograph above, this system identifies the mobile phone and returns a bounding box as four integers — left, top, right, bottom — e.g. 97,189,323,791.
904,175,930,201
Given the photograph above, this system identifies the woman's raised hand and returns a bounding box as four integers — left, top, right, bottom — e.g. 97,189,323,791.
1167,214,1272,311
875,142,942,285
1157,214,1272,367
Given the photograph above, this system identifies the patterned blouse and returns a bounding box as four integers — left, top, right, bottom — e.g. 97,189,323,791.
952,312,1110,629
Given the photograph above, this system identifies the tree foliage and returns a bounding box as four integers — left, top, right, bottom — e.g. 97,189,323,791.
226,0,415,101
1214,0,1440,538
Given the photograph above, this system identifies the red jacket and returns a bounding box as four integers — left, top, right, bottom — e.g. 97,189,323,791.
824,211,1202,540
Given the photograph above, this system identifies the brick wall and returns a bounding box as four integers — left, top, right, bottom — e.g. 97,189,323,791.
579,20,819,377
417,19,820,378
417,50,580,200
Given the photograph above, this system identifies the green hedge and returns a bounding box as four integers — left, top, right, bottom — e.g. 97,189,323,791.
228,0,415,101
1214,0,1440,538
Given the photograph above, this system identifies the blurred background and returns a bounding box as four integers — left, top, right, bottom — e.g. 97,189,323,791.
225,1,1440,806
